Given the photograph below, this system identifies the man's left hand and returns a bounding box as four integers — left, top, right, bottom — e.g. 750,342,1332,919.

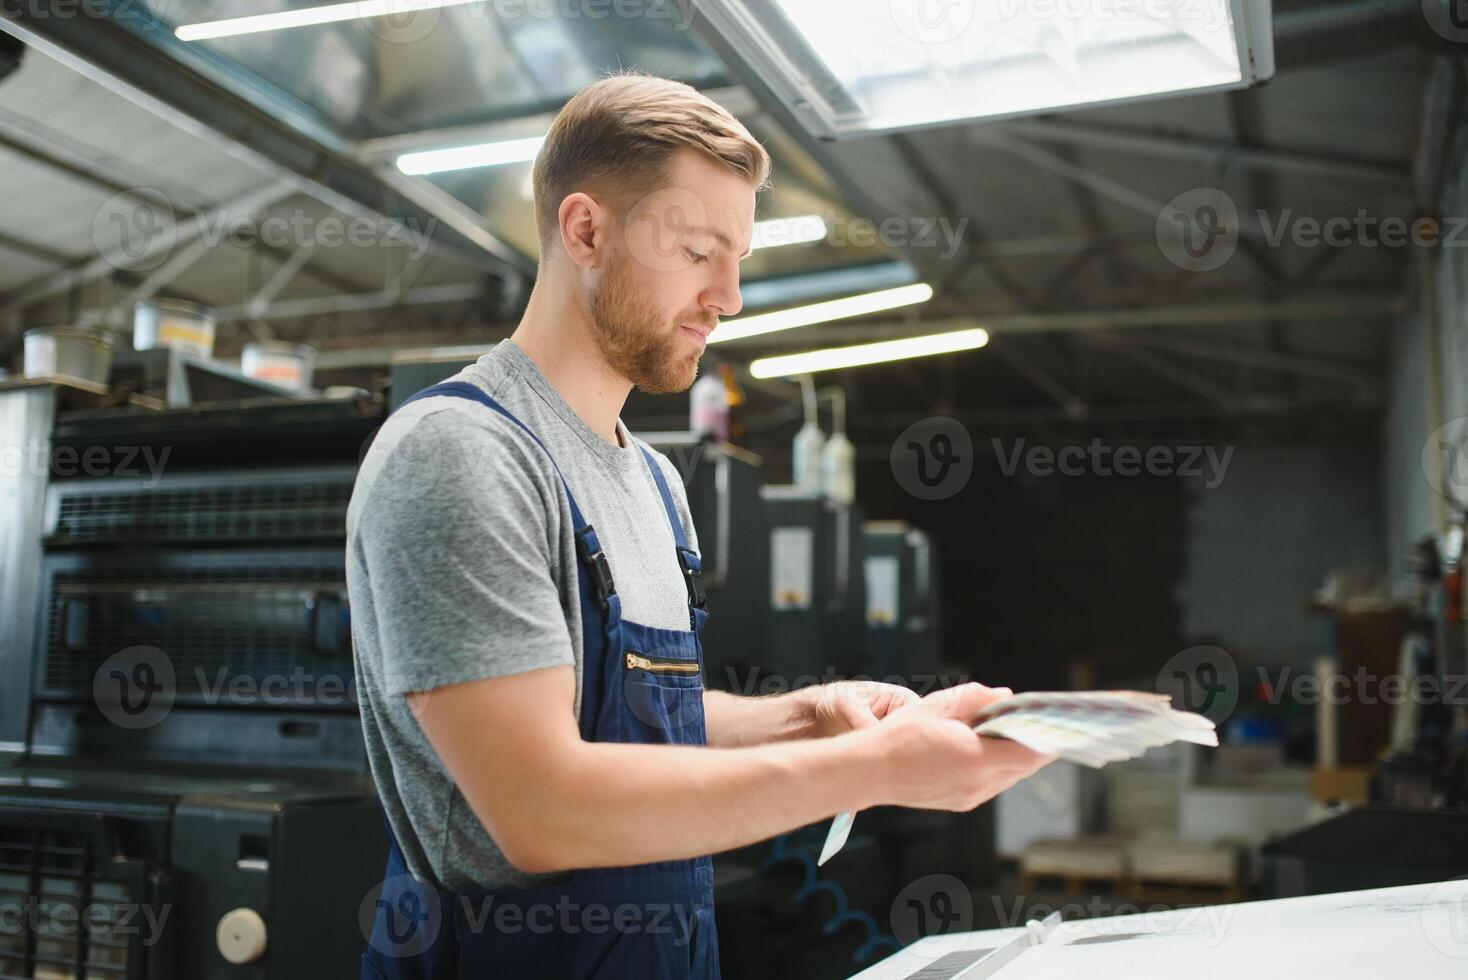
805,680,922,738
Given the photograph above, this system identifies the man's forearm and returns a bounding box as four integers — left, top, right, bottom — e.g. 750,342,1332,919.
703,688,819,747
505,727,887,873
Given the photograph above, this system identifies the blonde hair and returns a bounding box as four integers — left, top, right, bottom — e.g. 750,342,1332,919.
532,71,771,258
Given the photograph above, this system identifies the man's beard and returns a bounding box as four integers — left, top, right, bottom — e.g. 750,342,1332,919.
588,254,701,395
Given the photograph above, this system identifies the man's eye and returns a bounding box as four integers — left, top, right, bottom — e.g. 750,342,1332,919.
685,249,709,264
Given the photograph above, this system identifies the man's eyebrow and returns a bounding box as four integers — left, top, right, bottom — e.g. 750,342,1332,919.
690,225,753,259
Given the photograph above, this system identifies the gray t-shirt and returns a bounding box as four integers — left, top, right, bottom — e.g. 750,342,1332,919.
347,339,699,891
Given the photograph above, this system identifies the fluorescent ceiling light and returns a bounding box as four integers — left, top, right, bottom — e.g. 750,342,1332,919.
751,214,828,251
711,283,932,344
176,0,481,40
750,328,989,378
396,137,545,176
697,0,1273,137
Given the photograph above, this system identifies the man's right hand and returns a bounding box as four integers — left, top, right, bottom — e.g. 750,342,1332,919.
862,682,1054,812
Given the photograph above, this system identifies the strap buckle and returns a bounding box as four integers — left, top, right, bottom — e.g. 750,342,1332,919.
576,527,616,608
677,546,707,610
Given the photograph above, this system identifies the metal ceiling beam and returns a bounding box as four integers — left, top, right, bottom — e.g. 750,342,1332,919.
0,180,297,318
0,9,531,278
1082,334,1239,407
1000,118,1413,189
1272,0,1428,68
105,235,214,321
0,122,383,302
889,133,1039,309
1118,331,1382,388
212,282,484,323
245,243,318,319
988,335,1087,417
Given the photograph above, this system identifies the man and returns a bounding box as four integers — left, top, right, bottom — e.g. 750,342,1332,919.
350,72,1050,979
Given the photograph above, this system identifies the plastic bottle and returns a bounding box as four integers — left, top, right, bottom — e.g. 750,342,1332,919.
821,386,855,504
690,366,729,441
792,375,825,493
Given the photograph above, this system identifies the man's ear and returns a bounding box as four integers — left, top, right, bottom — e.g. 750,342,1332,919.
558,191,604,270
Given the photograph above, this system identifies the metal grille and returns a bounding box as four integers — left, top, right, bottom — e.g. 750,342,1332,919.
42,565,352,703
52,479,353,544
0,828,136,980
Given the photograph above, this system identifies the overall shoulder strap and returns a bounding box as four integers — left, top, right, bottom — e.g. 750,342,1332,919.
395,381,616,608
636,444,706,613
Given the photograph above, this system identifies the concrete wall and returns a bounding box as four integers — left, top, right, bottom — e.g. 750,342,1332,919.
1384,103,1468,586
1178,447,1383,669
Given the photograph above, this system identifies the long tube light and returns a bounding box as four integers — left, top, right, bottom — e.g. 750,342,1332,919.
176,0,481,41
750,214,827,251
749,328,988,378
711,282,931,345
396,137,546,176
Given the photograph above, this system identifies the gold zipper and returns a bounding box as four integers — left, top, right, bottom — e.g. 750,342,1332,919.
625,652,700,674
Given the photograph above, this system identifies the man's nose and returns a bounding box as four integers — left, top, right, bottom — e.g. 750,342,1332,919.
705,266,743,320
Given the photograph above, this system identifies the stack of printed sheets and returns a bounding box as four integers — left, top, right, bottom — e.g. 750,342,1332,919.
818,691,1218,865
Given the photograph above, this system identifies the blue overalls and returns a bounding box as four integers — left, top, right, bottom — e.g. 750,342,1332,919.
361,381,720,980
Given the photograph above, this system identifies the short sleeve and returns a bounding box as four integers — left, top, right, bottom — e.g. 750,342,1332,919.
354,407,575,696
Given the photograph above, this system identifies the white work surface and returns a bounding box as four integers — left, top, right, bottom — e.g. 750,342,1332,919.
848,878,1468,980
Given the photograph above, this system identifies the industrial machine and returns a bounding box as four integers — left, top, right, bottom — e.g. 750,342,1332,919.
761,487,868,684
640,433,771,694
0,378,388,980
861,521,944,682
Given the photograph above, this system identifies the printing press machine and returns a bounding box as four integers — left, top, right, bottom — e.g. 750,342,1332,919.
0,378,388,980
